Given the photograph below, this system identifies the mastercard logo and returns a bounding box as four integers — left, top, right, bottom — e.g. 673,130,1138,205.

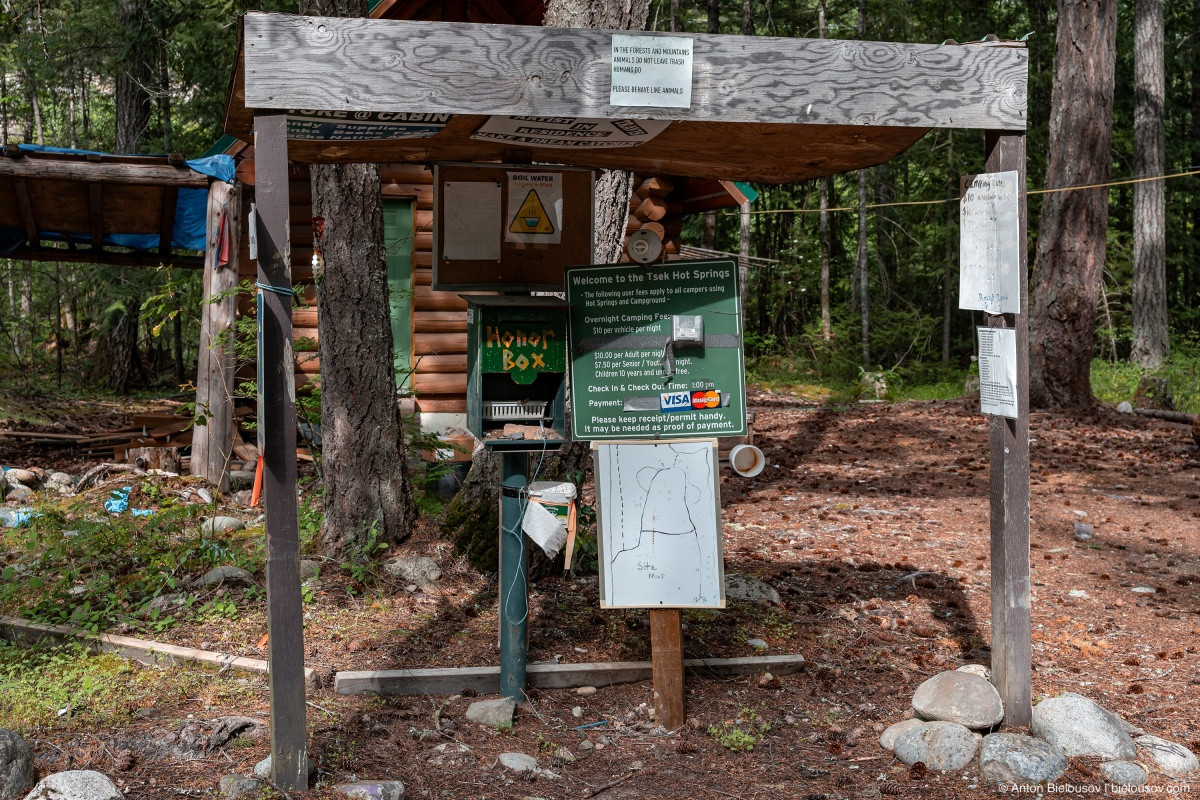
691,390,721,409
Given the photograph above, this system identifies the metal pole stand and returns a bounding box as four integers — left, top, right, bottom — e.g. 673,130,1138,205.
499,451,529,701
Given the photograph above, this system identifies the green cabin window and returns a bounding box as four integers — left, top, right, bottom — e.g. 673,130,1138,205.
383,198,415,393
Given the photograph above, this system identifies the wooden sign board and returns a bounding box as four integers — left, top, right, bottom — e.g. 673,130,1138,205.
433,163,595,291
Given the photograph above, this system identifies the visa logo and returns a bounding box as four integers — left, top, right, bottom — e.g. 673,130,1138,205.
659,391,692,412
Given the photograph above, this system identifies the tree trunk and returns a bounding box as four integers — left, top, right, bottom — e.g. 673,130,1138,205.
1130,0,1168,368
738,200,751,303
115,0,153,153
301,0,417,560
110,295,141,395
1029,0,1116,408
741,0,752,34
707,0,720,34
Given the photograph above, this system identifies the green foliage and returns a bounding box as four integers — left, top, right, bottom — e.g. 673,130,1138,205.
0,640,206,732
0,493,262,634
707,706,772,752
1090,340,1200,414
339,524,389,594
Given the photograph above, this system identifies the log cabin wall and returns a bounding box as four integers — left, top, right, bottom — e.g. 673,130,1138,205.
237,164,708,432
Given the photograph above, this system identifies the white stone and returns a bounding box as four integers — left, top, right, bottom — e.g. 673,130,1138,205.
4,469,37,486
1116,401,1134,413
912,670,1004,729
195,566,255,588
879,718,926,751
22,770,123,800
498,753,538,773
1031,693,1136,760
333,780,405,800
745,638,769,651
465,697,516,728
1131,586,1156,594
253,755,316,781
724,573,781,604
956,664,991,680
1135,735,1199,777
382,556,441,588
978,732,1068,786
1100,761,1148,787
892,721,978,771
576,686,598,696
202,516,246,534
1068,590,1090,599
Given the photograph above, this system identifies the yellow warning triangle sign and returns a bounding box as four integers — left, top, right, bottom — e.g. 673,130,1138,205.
509,189,556,235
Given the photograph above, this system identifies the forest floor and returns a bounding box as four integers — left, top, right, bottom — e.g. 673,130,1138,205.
1,390,1199,799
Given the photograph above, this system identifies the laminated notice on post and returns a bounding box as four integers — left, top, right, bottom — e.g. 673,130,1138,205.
977,326,1018,419
610,34,693,109
959,170,1020,314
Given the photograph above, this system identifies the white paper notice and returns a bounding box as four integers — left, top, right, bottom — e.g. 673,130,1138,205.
471,116,671,149
959,170,1021,314
443,181,501,261
977,326,1019,419
506,172,563,244
610,34,693,109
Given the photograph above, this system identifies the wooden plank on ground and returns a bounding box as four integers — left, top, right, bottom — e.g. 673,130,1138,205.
334,653,805,695
0,615,318,686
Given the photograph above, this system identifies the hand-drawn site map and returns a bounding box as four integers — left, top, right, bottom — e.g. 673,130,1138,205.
594,440,725,608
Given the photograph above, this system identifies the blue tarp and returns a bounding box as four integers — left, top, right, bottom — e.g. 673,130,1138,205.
3,144,234,254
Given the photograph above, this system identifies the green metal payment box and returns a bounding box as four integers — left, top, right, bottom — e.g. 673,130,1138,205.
463,296,570,450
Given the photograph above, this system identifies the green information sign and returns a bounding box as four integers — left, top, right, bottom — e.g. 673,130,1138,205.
566,259,746,440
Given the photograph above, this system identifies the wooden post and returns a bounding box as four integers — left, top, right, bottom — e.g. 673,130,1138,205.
253,110,309,792
192,180,239,492
984,130,1032,728
649,609,686,729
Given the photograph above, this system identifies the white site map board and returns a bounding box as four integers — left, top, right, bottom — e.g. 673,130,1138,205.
594,439,725,609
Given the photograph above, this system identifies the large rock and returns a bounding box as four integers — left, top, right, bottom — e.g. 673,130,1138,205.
194,566,255,588
1135,735,1199,777
0,728,35,800
465,697,516,728
382,556,441,589
332,781,405,800
912,670,1004,730
4,485,34,503
892,721,978,771
879,719,925,751
724,573,781,605
21,770,123,800
1031,693,1136,760
978,733,1068,787
1100,761,1148,787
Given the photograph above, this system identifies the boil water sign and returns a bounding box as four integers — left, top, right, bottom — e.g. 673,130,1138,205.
566,259,746,440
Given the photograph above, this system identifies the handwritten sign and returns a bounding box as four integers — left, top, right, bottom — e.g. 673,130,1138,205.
959,170,1020,314
471,116,671,149
610,34,693,109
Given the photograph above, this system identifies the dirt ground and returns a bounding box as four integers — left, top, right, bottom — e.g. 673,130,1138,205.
3,391,1199,799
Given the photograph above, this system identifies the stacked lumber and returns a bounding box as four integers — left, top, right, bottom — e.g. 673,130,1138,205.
622,175,685,263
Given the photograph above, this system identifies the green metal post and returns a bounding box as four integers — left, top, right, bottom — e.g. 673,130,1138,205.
499,451,528,700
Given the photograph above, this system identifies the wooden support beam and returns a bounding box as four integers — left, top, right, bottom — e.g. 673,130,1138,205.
242,13,1027,130
334,654,806,696
649,609,685,729
13,177,39,245
0,157,211,187
254,110,309,793
158,186,180,257
984,130,1032,729
3,247,203,268
192,180,240,493
88,183,105,248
